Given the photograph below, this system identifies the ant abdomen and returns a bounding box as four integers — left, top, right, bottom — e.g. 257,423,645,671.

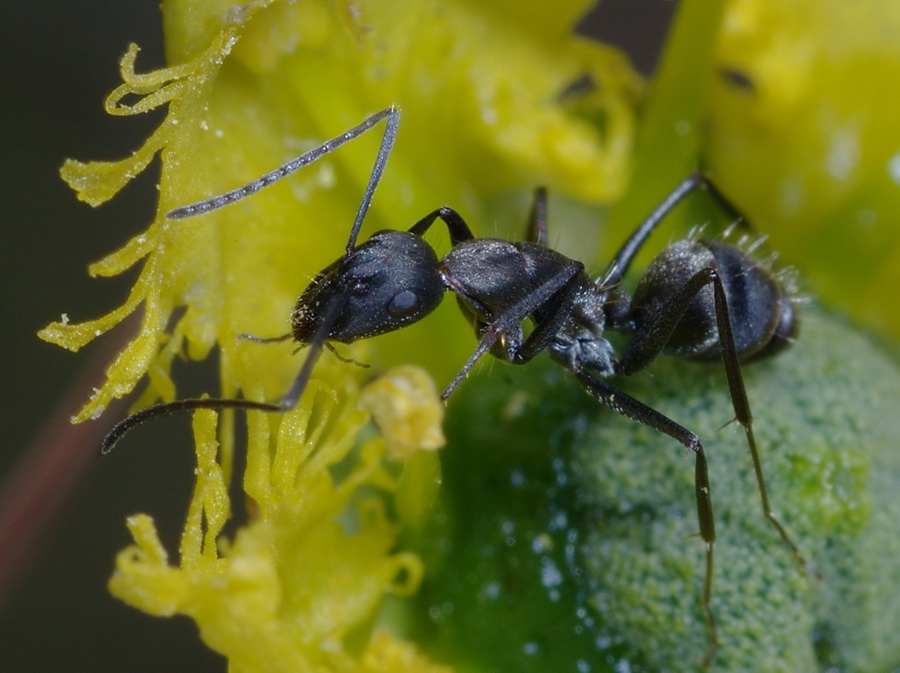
629,238,798,362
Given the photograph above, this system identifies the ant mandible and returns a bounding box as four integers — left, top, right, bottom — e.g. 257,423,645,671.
102,106,807,664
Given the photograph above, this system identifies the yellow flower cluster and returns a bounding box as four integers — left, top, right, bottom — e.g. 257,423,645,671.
109,371,447,672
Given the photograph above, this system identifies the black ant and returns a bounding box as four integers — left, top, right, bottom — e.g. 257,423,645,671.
101,106,808,665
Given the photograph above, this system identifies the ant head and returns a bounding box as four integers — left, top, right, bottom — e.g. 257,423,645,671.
291,230,446,344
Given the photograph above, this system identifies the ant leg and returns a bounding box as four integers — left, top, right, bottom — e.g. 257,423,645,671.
467,262,586,369
602,173,750,288
324,342,370,368
618,268,810,571
454,187,559,368
441,260,584,399
572,369,718,666
167,106,401,253
408,206,476,244
526,187,549,246
702,272,811,574
407,186,548,247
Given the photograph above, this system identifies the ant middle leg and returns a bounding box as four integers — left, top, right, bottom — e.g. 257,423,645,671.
421,186,547,247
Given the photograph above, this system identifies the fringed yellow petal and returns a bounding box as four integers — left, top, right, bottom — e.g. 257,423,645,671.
88,231,156,278
37,270,150,352
40,27,246,419
59,33,234,207
180,407,230,564
110,514,184,616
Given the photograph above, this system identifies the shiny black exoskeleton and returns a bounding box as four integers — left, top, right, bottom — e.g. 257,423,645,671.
103,107,807,665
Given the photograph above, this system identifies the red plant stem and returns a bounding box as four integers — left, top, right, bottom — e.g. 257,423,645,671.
0,319,135,611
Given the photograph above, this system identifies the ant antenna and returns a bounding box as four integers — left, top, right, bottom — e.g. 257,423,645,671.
167,107,400,253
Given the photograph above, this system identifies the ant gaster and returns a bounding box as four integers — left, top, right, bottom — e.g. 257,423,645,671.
102,107,808,665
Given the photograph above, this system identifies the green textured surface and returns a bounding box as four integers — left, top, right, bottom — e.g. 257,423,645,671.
418,308,900,673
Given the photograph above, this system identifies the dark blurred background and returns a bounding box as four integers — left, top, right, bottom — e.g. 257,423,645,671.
0,1,676,670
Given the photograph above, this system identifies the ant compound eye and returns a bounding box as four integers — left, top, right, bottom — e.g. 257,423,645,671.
387,289,420,318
